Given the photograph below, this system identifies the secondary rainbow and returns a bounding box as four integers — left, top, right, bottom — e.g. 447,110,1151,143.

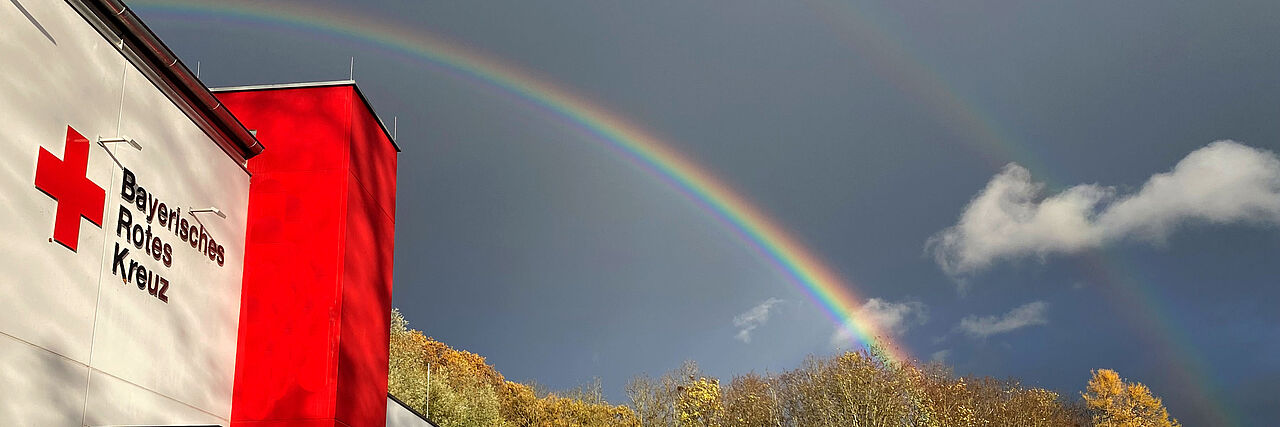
807,1,1234,423
132,0,911,362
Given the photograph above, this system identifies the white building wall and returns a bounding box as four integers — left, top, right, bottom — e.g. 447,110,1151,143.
0,0,249,425
387,396,436,427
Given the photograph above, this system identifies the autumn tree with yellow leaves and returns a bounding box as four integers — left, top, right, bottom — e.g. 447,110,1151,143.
389,310,636,427
627,351,1096,427
675,376,723,426
1083,369,1180,427
720,373,780,427
390,309,1177,427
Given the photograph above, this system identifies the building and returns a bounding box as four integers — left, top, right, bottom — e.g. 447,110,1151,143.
0,0,424,425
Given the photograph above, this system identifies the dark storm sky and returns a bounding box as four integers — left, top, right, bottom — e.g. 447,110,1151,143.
134,1,1280,424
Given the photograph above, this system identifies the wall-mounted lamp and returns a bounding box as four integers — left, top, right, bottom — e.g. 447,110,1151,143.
189,207,227,219
97,136,142,168
97,136,142,151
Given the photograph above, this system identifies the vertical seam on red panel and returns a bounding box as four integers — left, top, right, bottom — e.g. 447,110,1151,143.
337,87,354,424
327,87,354,418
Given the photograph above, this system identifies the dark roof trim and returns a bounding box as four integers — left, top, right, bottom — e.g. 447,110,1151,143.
71,0,264,161
388,393,437,426
212,80,402,152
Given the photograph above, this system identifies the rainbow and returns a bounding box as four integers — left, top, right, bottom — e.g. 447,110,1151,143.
127,3,1241,422
803,1,1234,423
130,1,912,362
800,0,1053,175
1083,253,1235,425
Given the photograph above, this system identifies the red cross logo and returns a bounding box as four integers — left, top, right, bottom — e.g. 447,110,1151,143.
34,126,106,252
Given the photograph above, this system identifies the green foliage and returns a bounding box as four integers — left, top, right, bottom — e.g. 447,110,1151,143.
388,309,428,410
427,364,503,427
388,309,637,427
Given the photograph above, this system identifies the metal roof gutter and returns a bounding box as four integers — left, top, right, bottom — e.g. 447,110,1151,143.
74,0,264,161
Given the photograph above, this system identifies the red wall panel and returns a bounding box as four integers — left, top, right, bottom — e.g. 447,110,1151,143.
348,93,398,222
336,88,398,426
219,84,397,427
336,177,395,424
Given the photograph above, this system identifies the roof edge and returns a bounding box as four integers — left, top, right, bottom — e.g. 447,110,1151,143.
212,80,402,152
388,393,437,426
73,0,264,161
210,80,358,93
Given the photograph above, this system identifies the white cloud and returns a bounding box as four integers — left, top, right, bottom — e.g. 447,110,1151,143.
928,141,1280,277
734,298,784,343
930,349,952,363
957,301,1048,339
831,298,928,349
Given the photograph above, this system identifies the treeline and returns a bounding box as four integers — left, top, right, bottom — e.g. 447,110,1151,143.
389,310,1178,427
389,310,637,426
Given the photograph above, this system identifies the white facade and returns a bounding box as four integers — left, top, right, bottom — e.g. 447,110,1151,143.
0,0,249,425
387,397,436,427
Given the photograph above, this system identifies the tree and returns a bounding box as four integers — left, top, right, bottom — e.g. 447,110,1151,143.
388,309,500,427
1083,369,1180,427
675,376,722,427
721,373,780,427
628,361,703,427
499,380,540,426
626,374,669,427
388,309,429,410
394,309,1186,427
426,363,503,427
534,392,640,427
389,309,636,427
774,352,916,426
532,378,640,427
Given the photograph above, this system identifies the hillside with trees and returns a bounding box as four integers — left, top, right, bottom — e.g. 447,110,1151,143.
389,310,1179,427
